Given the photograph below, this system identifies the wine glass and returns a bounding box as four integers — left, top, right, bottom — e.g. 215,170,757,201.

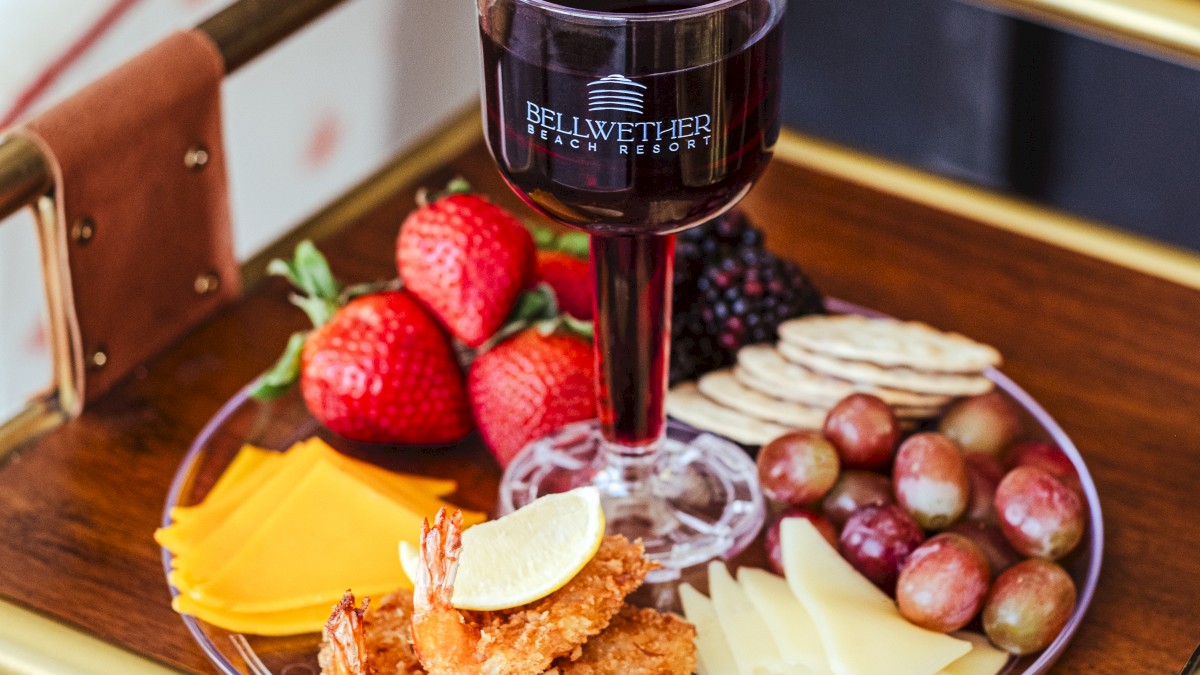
477,0,785,579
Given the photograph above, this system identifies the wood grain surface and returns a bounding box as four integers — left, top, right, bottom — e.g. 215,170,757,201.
0,140,1196,673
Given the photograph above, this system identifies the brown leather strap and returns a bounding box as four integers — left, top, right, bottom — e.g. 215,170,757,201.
17,30,239,407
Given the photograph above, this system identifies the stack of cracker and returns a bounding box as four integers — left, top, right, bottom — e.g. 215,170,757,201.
667,314,1002,446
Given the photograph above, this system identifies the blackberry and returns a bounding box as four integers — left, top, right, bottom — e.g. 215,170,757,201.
674,210,764,303
670,212,823,384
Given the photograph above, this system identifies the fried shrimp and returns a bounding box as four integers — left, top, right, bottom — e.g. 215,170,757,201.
410,508,655,675
549,605,697,675
319,589,424,675
318,591,371,675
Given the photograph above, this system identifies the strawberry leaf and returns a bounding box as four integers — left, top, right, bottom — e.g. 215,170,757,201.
268,240,342,327
443,176,473,195
249,331,308,400
477,284,560,354
526,223,590,260
555,232,590,259
417,176,475,206
292,240,341,302
509,283,559,324
528,223,559,248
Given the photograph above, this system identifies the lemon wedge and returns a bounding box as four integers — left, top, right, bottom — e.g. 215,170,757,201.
399,486,605,610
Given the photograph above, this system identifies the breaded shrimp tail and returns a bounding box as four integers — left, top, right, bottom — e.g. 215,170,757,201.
320,591,371,675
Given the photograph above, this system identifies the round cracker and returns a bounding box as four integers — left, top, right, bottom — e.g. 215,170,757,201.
698,369,826,429
778,314,1001,373
736,345,850,406
777,341,994,397
737,344,952,408
666,382,794,446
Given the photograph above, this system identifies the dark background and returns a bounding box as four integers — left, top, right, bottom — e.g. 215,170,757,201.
779,0,1200,252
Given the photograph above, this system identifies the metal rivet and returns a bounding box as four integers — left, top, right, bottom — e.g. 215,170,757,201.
71,217,95,245
194,271,221,296
88,347,108,370
184,145,209,171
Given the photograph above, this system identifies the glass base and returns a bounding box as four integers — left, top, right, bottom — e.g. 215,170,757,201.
498,419,765,583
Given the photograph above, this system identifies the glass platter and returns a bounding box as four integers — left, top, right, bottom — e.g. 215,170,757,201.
161,298,1104,675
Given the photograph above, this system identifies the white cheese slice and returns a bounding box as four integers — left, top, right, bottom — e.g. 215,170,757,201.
708,561,812,675
680,582,739,675
739,566,834,674
937,632,1010,675
781,519,972,675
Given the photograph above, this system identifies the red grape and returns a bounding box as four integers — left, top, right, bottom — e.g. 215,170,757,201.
964,452,1005,524
893,432,970,529
820,469,895,528
1007,440,1083,497
994,466,1084,560
896,533,991,632
756,431,841,505
938,391,1023,457
983,558,1076,654
822,393,899,470
839,504,925,594
945,520,1022,578
764,507,838,575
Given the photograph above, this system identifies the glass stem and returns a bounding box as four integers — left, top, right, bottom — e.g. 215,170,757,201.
590,233,675,473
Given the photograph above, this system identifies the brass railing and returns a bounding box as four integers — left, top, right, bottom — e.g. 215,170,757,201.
0,0,348,223
968,0,1200,65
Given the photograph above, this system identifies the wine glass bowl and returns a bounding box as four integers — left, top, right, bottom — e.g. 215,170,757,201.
479,0,784,234
477,0,786,581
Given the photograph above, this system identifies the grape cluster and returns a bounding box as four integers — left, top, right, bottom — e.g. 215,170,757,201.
671,211,824,384
757,391,1085,655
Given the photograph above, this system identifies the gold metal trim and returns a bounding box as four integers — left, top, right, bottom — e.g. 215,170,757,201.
0,599,182,674
241,104,483,287
0,135,52,220
0,397,64,464
197,0,348,73
967,0,1200,65
775,129,1200,291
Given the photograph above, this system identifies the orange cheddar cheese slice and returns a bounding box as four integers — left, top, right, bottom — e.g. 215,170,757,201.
171,592,334,636
159,436,485,634
166,441,329,581
158,447,285,552
184,456,427,612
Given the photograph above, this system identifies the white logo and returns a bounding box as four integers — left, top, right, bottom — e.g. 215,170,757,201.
587,74,646,115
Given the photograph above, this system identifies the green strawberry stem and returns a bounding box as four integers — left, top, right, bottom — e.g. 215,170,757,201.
556,314,595,341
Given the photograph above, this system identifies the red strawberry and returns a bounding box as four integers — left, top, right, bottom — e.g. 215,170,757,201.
300,291,472,444
532,250,593,320
252,241,472,445
468,325,595,467
397,181,535,347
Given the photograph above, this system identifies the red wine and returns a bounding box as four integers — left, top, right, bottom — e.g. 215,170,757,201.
547,1,714,11
480,1,782,235
480,0,782,445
